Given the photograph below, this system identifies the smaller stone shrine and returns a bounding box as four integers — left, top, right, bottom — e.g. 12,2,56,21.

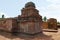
47,18,57,30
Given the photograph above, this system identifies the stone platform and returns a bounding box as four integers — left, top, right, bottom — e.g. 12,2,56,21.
0,31,53,40
43,29,58,32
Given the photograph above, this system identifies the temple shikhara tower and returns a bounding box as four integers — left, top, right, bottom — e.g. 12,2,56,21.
0,2,43,34
19,2,42,34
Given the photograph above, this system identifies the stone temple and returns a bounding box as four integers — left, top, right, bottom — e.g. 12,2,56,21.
0,2,42,34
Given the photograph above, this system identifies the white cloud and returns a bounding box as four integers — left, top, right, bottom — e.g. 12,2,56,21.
46,0,60,4
38,0,60,21
46,5,60,21
46,0,60,12
47,4,60,11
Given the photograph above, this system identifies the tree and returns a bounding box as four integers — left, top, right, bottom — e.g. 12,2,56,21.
43,16,47,22
2,14,4,18
57,22,60,24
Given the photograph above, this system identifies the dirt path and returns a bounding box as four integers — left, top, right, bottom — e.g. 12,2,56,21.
44,29,60,40
0,29,60,40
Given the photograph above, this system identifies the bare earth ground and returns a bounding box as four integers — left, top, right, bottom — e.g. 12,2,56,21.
43,28,60,40
0,29,60,40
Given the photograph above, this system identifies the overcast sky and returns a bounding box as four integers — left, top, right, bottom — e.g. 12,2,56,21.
0,0,60,22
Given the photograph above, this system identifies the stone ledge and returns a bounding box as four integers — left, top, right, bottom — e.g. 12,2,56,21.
42,29,58,32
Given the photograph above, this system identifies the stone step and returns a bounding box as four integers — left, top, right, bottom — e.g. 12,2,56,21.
43,29,58,32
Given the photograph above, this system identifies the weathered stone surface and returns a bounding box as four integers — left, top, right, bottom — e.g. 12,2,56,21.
18,2,42,34
0,18,18,32
18,21,42,34
25,2,35,8
42,22,48,29
0,2,43,34
47,18,57,30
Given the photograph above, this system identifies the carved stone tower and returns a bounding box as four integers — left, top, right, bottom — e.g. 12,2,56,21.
18,2,42,34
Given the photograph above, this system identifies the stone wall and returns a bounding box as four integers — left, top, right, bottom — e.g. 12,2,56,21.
0,18,18,32
42,22,48,29
47,18,57,30
18,21,42,34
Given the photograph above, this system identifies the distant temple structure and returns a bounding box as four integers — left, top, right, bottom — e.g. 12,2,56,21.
42,18,57,30
47,18,57,30
0,2,43,34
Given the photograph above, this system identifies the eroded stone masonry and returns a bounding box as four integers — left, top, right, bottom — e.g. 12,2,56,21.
0,2,43,34
0,2,58,35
